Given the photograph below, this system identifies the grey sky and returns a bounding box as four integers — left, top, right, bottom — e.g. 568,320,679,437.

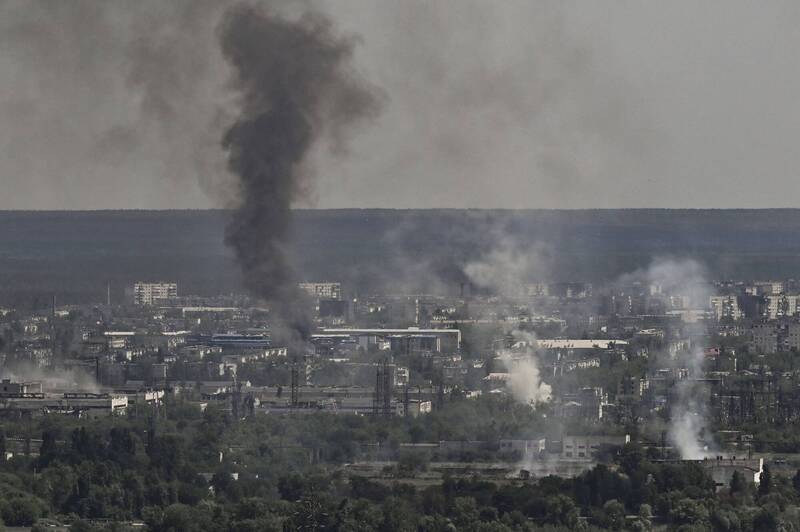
1,0,798,209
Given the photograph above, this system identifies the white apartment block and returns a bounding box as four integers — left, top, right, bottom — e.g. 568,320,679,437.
752,323,778,354
526,283,549,297
786,324,800,352
299,282,341,300
709,295,743,321
134,282,178,305
746,281,785,296
766,294,800,320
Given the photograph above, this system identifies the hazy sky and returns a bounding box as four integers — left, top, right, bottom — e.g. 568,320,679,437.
1,0,799,209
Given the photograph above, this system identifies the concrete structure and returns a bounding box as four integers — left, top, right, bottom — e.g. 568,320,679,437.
299,282,342,300
560,434,630,459
752,323,778,354
104,331,135,349
526,283,549,297
0,392,128,417
559,388,607,421
747,282,784,296
786,323,800,351
134,282,177,305
659,458,763,489
498,439,547,457
181,306,239,315
318,328,461,352
766,294,800,319
536,339,627,351
217,334,269,349
710,296,743,321
0,379,42,395
703,457,763,488
403,399,432,418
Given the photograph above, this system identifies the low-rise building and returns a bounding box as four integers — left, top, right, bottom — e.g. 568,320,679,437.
560,434,630,459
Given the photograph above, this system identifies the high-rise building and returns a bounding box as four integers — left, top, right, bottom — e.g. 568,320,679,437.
752,323,778,354
709,295,743,321
299,282,341,300
133,282,177,305
766,294,800,319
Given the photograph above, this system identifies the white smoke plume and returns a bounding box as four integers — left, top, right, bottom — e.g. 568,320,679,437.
498,330,551,405
1,363,100,393
670,402,707,460
618,257,712,459
670,342,711,460
455,231,552,403
464,234,547,297
615,257,712,310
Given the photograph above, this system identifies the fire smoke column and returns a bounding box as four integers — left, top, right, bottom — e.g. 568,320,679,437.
669,346,709,459
217,4,382,339
500,331,552,405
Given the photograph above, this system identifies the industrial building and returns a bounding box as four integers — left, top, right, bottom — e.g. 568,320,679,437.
317,327,461,352
0,385,128,418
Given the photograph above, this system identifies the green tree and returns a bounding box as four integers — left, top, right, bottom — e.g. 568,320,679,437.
759,464,772,496
159,503,194,532
618,443,644,476
729,470,745,495
290,496,329,531
450,497,478,529
669,498,709,527
629,503,653,531
544,494,579,527
599,499,625,531
417,515,456,532
1,496,44,527
381,497,415,532
753,508,779,532
710,508,741,532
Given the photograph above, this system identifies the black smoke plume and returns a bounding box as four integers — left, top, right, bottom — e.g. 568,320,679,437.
218,4,382,342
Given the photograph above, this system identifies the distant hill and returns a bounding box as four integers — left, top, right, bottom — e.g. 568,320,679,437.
2,209,800,307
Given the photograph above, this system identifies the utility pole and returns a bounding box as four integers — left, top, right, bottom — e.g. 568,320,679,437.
382,360,391,416
290,365,299,409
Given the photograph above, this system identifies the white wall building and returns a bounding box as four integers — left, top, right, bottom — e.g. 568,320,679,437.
299,282,342,300
134,282,178,305
710,296,743,321
766,294,800,319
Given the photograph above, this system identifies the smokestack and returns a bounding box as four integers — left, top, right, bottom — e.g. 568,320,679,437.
217,4,382,344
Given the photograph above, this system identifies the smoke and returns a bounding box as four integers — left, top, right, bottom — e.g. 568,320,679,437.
1,362,100,393
614,258,711,305
616,258,711,459
0,0,233,208
669,390,708,460
362,214,552,297
0,0,384,338
217,3,383,341
498,331,551,405
671,340,711,460
464,235,548,297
